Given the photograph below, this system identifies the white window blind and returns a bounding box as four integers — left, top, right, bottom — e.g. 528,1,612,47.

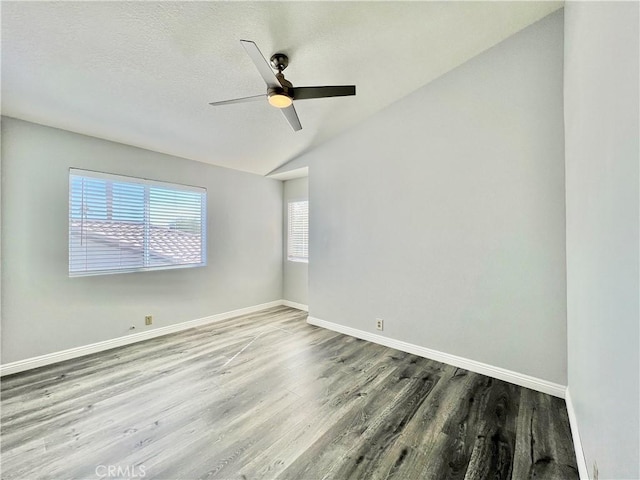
69,169,207,277
287,200,308,262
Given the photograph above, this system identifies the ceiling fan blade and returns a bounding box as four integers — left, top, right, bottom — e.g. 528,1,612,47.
292,85,356,100
280,104,302,131
209,94,265,106
240,40,281,89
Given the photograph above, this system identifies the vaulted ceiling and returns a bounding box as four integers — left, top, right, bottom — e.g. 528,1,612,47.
1,1,562,176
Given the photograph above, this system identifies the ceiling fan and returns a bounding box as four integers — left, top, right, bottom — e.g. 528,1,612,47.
209,40,356,132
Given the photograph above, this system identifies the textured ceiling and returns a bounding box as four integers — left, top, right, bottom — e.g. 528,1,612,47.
1,1,562,176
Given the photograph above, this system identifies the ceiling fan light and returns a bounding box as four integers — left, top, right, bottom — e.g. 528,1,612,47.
268,92,293,109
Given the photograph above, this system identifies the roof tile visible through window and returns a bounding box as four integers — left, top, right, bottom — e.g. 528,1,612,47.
70,220,202,264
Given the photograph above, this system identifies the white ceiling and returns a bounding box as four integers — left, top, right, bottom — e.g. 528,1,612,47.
1,1,562,176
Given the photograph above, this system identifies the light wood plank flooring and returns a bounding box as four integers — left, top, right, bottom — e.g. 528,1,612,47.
1,306,578,479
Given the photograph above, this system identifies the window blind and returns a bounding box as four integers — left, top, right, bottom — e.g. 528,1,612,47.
287,200,308,262
69,169,207,276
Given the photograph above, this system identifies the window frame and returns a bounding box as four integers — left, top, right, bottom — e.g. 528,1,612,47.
69,168,207,277
287,199,309,263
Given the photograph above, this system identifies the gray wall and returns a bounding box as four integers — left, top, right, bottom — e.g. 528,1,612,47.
283,177,308,306
564,3,640,479
1,118,283,364
304,11,567,384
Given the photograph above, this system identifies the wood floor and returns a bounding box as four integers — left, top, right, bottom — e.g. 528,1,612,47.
1,306,578,480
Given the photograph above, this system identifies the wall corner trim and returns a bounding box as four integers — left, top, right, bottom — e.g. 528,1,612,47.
1,300,291,377
282,300,309,312
307,315,567,399
565,388,590,480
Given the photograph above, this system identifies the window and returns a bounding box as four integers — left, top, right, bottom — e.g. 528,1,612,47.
69,169,206,276
287,200,308,262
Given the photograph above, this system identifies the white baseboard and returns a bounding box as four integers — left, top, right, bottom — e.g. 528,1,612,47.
565,388,590,480
1,302,565,401
0,300,284,377
307,316,566,399
282,300,309,312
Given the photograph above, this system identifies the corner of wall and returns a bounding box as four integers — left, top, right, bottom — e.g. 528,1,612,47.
565,388,591,480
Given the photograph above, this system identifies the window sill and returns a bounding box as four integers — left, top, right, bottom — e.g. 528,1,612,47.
287,258,308,264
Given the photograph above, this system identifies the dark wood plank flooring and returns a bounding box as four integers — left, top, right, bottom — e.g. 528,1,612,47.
0,306,578,479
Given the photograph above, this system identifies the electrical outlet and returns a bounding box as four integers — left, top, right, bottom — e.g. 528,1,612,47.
145,315,153,326
376,319,384,331
593,461,599,480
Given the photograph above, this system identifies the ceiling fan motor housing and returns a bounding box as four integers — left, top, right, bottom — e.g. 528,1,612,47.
275,73,293,89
